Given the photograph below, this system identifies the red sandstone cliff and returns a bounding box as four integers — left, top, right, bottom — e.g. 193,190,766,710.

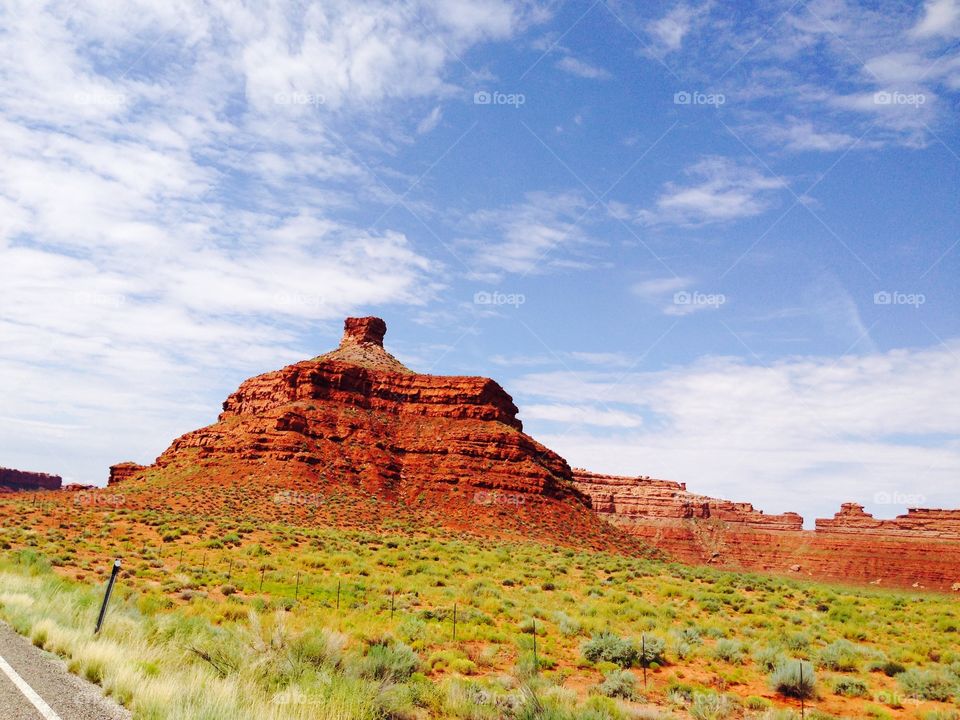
573,470,960,591
110,318,638,553
0,467,62,492
108,462,146,486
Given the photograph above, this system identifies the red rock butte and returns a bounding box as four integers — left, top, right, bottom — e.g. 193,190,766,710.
0,467,61,493
574,470,960,591
104,317,645,553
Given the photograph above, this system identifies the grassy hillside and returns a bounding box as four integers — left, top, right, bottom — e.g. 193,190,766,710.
0,496,958,719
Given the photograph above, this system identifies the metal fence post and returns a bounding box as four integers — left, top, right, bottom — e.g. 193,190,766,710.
94,560,121,635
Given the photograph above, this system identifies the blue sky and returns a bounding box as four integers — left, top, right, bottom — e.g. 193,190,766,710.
1,0,958,524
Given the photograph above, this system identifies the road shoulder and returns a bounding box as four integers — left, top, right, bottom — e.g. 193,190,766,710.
0,621,131,720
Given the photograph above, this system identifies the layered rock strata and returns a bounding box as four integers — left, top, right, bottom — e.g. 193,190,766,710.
0,467,62,492
573,470,960,591
105,318,636,552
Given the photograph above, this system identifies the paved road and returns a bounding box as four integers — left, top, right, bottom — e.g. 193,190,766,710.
0,622,130,720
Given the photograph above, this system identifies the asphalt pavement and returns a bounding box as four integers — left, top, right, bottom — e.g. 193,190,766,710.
0,621,130,720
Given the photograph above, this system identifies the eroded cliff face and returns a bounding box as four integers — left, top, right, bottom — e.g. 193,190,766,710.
816,503,960,539
0,467,62,492
108,462,146,486
574,470,960,591
111,318,638,553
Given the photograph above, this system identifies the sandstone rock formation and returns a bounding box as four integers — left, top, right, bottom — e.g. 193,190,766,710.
573,470,803,530
108,462,146,486
0,467,62,492
574,470,960,591
111,318,641,553
816,503,960,539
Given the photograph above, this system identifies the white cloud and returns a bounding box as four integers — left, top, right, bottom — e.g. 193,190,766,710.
522,403,644,428
761,119,873,153
638,158,785,226
555,55,611,80
568,351,635,368
632,276,725,316
515,342,960,520
0,0,536,484
631,276,692,299
647,2,712,54
911,0,960,38
461,191,595,276
417,105,444,134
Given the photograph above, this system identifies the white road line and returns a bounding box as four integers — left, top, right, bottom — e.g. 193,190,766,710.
0,653,63,720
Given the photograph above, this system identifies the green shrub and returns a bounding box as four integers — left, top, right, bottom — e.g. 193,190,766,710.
581,632,639,668
291,629,345,670
754,645,785,672
769,660,817,699
897,667,955,701
832,676,869,697
677,627,703,645
919,711,960,720
638,635,667,666
598,668,637,700
785,633,810,652
818,640,860,671
690,692,738,720
359,641,420,682
553,611,581,637
714,639,745,664
874,660,906,677
744,695,771,710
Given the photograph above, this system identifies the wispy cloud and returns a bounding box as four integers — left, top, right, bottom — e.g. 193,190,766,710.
417,106,444,134
522,403,644,428
632,276,726,316
910,0,960,39
461,191,596,277
646,2,713,54
637,157,785,226
555,55,611,80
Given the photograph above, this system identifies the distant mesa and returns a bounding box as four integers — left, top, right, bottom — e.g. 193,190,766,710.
0,467,62,493
573,470,960,591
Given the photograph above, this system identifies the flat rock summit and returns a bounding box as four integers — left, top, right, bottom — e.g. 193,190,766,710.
105,316,959,589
